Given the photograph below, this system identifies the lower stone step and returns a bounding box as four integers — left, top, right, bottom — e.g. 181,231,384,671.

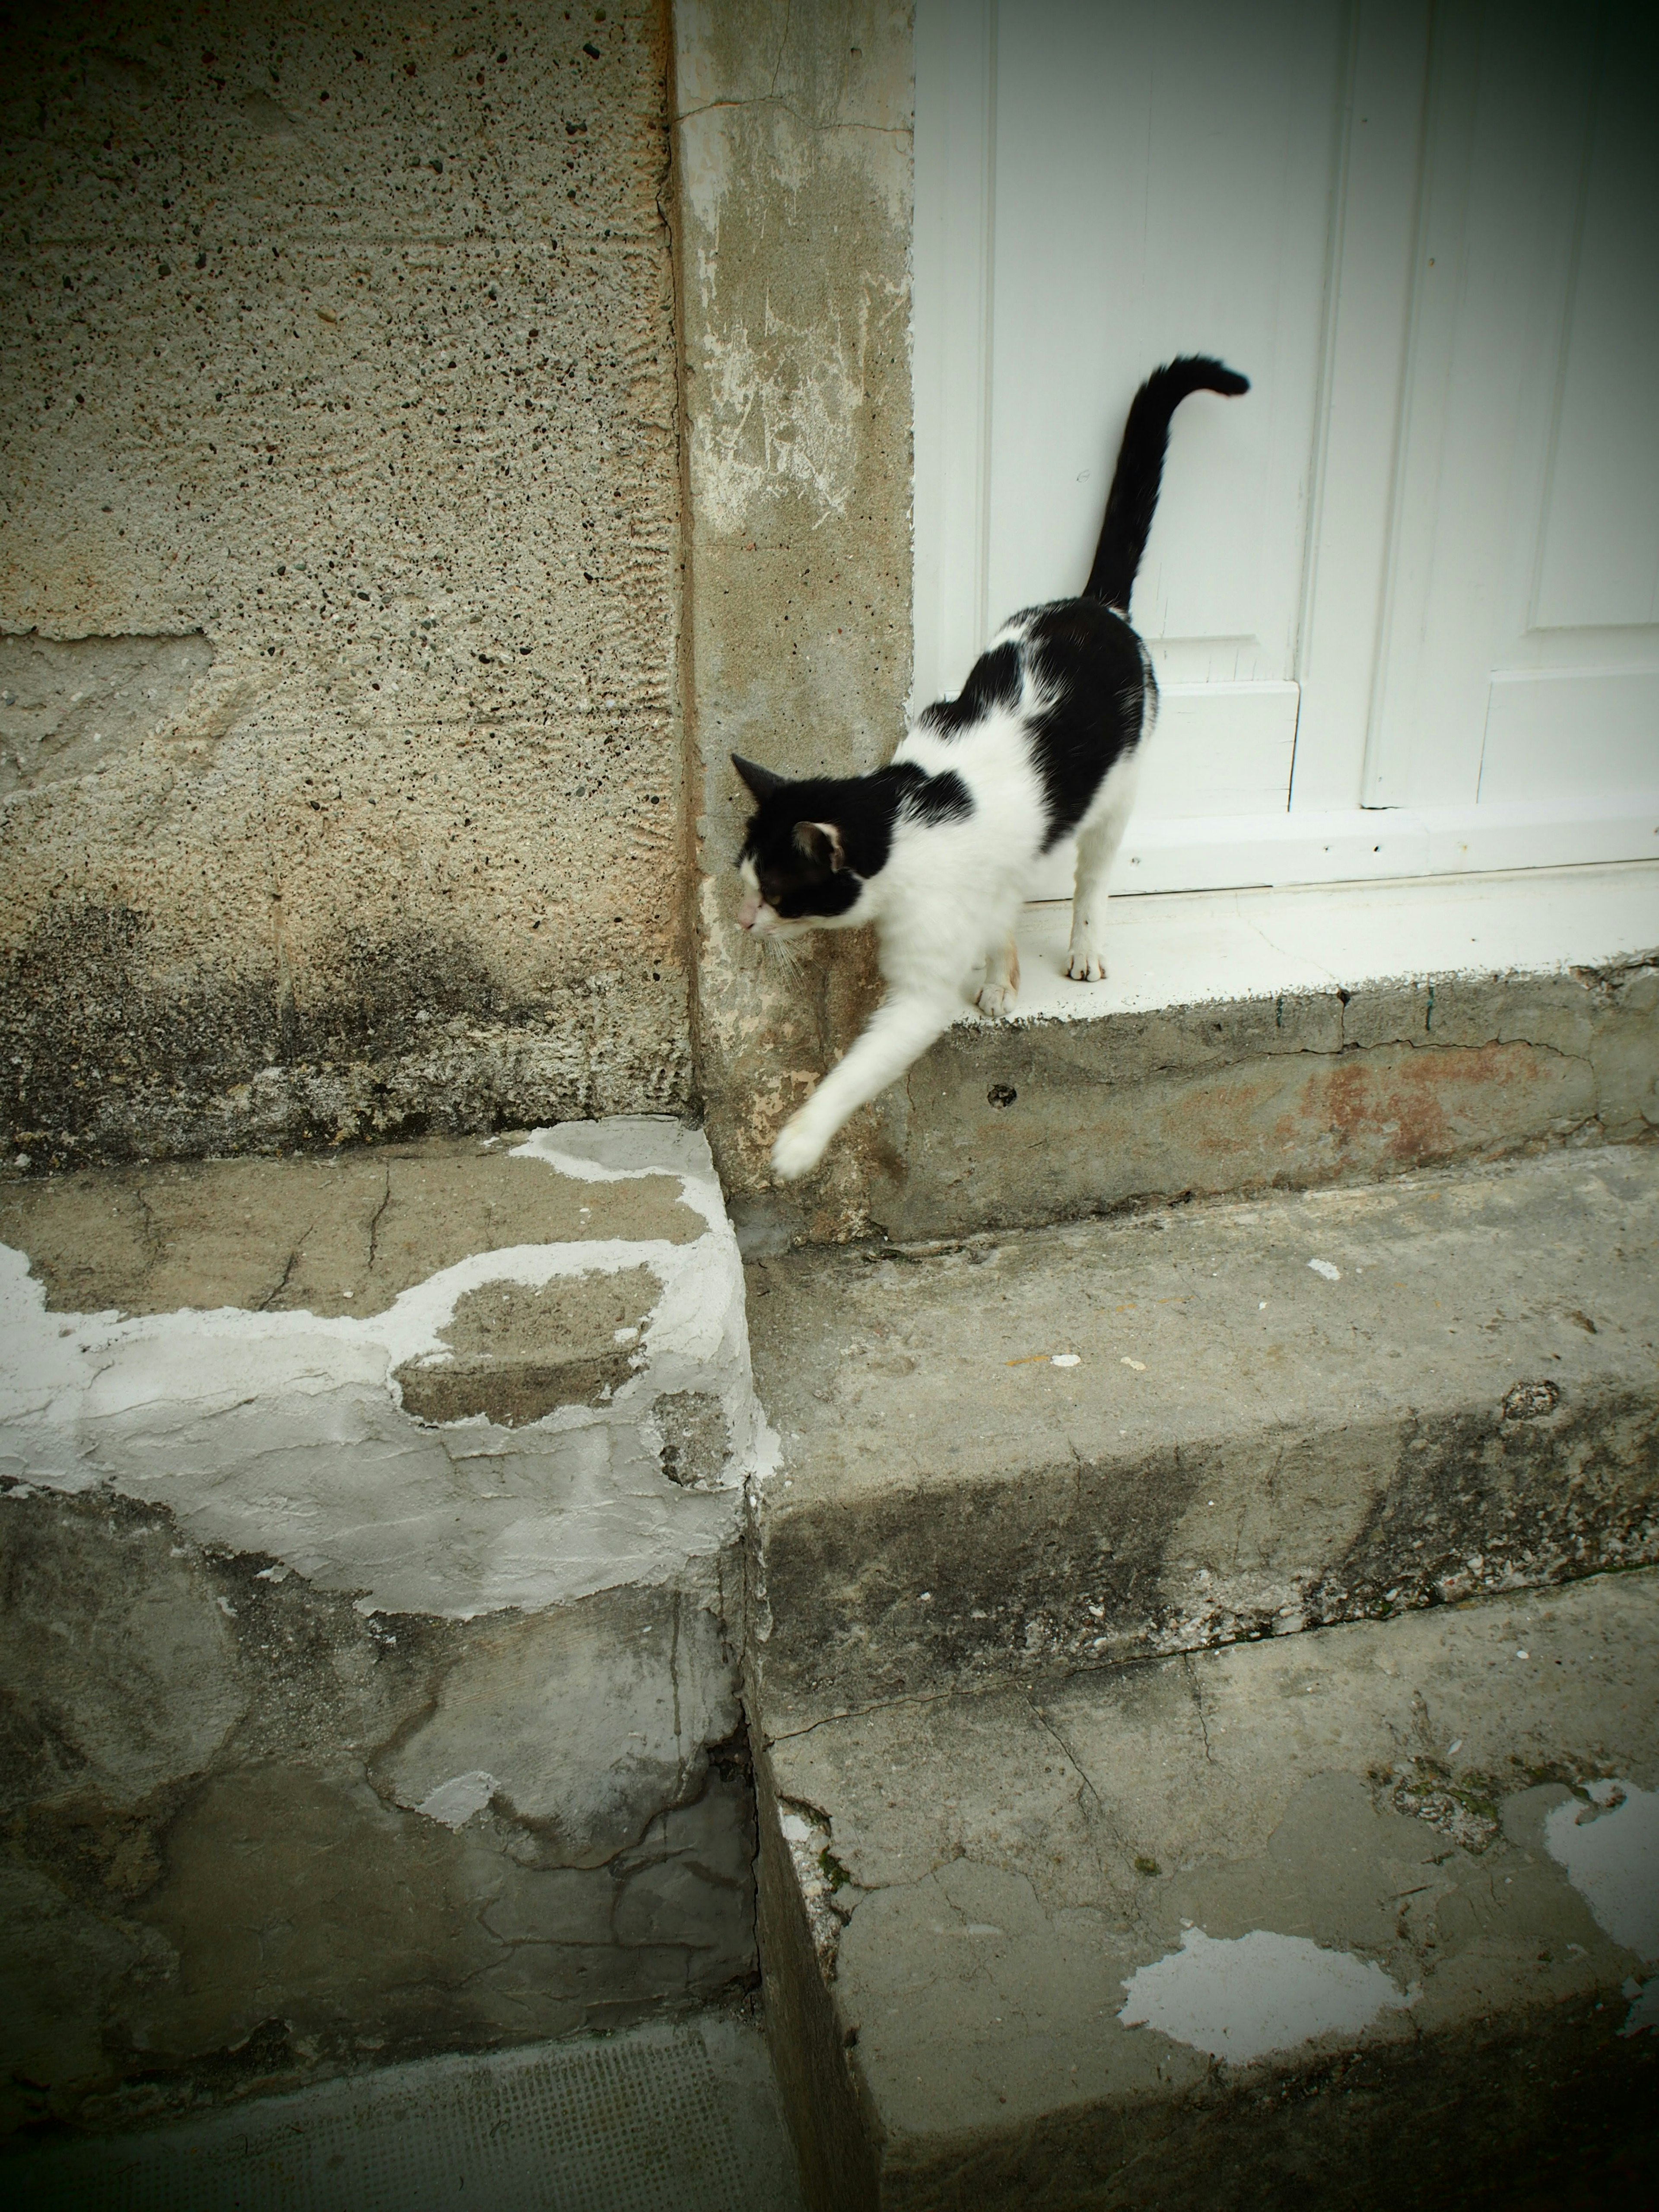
0,1120,768,2138
746,1144,1659,1733
756,1568,1659,2210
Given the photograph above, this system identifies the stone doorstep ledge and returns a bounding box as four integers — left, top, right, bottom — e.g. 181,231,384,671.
754,1569,1659,2212
745,1144,1659,1735
726,950,1659,1252
0,1119,771,2138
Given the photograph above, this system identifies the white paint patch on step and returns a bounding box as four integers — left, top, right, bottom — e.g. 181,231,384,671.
0,1120,774,1617
1544,1780,1659,1961
1119,1928,1409,2063
416,1770,498,1828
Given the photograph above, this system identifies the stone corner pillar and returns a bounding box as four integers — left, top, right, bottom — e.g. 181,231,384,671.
670,0,915,1247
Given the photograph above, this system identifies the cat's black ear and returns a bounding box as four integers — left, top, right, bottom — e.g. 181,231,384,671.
732,754,788,803
794,820,846,872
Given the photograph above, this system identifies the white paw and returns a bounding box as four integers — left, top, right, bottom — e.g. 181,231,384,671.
771,1115,828,1182
1066,948,1108,982
976,982,1017,1020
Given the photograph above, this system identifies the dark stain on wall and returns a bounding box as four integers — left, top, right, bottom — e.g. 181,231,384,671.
2,902,691,1166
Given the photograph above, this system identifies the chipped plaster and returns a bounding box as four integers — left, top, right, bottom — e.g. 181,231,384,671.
0,1120,773,1617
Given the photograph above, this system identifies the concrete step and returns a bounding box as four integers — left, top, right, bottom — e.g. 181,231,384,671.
754,1567,1659,2210
0,1120,768,2139
744,1144,1659,1735
730,882,1658,1252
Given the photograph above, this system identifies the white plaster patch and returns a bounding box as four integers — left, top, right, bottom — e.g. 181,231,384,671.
1544,1781,1659,1961
687,296,888,534
1308,1259,1341,1282
1119,1928,1409,2063
0,1120,776,1618
416,1770,498,1829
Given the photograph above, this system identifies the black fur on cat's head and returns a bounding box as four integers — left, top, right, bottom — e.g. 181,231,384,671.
732,752,976,934
732,753,875,935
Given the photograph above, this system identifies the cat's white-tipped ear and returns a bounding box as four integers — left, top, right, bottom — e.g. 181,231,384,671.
732,753,788,803
794,820,846,871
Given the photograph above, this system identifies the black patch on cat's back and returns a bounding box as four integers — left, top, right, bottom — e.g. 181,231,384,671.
1020,598,1150,849
894,764,973,824
917,640,1021,738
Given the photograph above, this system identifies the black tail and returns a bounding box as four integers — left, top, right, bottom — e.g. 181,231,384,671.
1084,356,1249,611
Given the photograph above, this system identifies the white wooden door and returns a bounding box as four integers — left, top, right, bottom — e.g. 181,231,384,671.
913,0,1659,893
1362,0,1659,815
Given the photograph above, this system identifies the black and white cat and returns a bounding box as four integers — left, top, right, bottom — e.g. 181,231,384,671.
734,356,1248,1182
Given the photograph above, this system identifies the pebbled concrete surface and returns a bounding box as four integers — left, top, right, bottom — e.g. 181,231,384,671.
1,1,690,1166
747,1145,1659,1731
0,1119,768,2139
757,1569,1659,2211
6,2011,806,2212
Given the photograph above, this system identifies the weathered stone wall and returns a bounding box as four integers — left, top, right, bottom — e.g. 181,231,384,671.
671,0,915,1244
1,0,691,1167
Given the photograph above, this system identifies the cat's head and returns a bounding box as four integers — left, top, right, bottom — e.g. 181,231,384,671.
732,755,869,937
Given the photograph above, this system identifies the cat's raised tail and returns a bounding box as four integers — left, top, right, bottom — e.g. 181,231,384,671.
1083,355,1249,613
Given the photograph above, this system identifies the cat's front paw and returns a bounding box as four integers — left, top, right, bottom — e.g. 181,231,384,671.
771,1114,828,1182
1065,947,1108,982
976,982,1017,1020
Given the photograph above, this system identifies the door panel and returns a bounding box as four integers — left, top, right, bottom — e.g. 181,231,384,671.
920,0,1347,829
1531,15,1659,634
1480,672,1659,804
1365,0,1659,810
1135,685,1301,818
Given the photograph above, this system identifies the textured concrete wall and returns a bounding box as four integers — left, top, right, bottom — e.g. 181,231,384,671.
1,0,691,1168
671,0,915,1243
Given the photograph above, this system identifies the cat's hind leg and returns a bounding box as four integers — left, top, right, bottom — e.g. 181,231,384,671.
1066,758,1139,982
976,934,1021,1019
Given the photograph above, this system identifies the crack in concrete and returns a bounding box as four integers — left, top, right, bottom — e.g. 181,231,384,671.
365,1164,393,1274
675,94,908,137
669,1587,685,1800
764,1681,969,1747
257,1246,300,1312
1020,1693,1141,1914
767,0,791,101
1182,1651,1217,1765
131,1179,163,1275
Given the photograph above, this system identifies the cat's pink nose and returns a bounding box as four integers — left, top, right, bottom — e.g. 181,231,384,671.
737,893,761,930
